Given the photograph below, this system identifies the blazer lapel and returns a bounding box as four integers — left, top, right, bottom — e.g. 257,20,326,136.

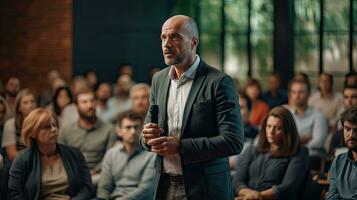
181,62,207,137
158,73,170,136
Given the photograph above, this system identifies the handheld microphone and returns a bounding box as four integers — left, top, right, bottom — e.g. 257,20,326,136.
150,105,159,124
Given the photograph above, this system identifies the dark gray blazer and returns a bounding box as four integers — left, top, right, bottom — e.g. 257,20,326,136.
8,143,94,200
140,60,244,200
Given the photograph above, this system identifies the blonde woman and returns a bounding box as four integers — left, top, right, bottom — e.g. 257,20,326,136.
8,108,93,199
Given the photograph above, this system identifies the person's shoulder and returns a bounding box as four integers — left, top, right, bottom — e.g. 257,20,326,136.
4,117,15,127
98,119,115,129
309,107,326,119
334,151,348,163
58,143,80,154
59,121,77,135
152,66,170,80
106,143,122,155
296,145,309,157
12,148,31,163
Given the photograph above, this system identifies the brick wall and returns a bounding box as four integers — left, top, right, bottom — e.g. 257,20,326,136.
0,0,73,96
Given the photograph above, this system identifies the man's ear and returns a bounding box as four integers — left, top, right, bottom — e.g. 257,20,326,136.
116,126,122,137
191,37,199,50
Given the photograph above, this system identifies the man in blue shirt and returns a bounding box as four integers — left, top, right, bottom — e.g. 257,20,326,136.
328,107,357,200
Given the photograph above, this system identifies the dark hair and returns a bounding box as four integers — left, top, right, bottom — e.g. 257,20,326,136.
74,89,95,104
244,78,263,99
288,78,311,94
340,106,357,127
52,86,73,116
319,72,333,92
344,71,357,87
257,106,300,157
294,72,310,84
239,93,252,112
116,111,143,128
269,72,281,80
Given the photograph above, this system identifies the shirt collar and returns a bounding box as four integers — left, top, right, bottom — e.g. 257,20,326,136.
346,150,357,163
290,106,312,117
76,118,102,131
119,143,142,156
168,55,200,82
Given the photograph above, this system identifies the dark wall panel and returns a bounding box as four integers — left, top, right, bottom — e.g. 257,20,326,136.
73,0,173,83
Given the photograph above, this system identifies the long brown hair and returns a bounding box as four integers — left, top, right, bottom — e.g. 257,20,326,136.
14,89,37,131
257,106,300,157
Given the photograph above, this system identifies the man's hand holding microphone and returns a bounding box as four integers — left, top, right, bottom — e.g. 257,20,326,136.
142,105,180,156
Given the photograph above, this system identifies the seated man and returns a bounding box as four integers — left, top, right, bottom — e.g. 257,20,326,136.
327,107,357,199
284,79,328,157
329,84,357,158
97,111,156,200
58,89,117,183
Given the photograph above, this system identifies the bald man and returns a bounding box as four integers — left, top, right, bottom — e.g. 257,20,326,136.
140,15,244,200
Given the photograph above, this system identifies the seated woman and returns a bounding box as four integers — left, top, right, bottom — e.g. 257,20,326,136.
2,88,37,161
233,106,309,200
8,108,93,200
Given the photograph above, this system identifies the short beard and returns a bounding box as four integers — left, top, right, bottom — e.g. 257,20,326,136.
78,112,97,123
345,139,357,152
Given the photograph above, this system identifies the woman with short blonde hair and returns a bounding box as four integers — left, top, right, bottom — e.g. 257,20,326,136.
8,108,93,200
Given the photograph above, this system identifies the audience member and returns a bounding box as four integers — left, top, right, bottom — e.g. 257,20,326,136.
309,72,343,132
95,82,113,122
233,106,309,200
2,89,37,161
0,97,10,151
39,70,62,107
262,72,288,108
2,77,21,117
284,79,328,157
8,108,93,199
239,93,259,140
230,93,259,171
329,84,357,158
130,83,150,118
58,89,117,184
84,69,99,91
244,78,269,126
70,75,90,97
97,111,156,200
105,75,133,123
47,86,74,127
118,63,134,78
327,107,357,200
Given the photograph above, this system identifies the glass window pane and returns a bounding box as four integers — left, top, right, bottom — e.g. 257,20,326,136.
354,36,357,71
225,0,248,32
251,0,273,31
324,0,349,31
323,33,349,72
294,0,320,33
224,33,248,85
252,32,273,79
200,33,221,69
200,0,221,33
294,35,319,73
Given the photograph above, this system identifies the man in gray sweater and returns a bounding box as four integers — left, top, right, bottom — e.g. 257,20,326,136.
58,89,117,184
